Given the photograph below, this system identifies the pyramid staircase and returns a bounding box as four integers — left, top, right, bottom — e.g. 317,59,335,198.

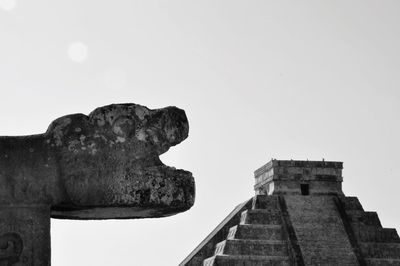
181,194,400,266
338,197,400,266
203,195,301,266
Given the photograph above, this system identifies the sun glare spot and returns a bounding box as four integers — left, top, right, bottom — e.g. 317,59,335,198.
67,42,88,63
0,0,17,11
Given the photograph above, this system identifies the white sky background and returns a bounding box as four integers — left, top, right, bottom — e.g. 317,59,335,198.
0,0,400,265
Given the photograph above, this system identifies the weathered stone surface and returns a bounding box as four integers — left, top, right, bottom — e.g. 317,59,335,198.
0,206,50,265
0,103,195,219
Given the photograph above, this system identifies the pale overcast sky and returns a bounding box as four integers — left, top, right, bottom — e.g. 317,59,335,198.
1,1,399,265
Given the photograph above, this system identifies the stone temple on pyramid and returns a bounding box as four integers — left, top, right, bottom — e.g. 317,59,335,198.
180,160,400,266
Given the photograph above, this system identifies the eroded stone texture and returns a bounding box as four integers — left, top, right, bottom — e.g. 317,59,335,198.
0,206,50,266
0,103,195,219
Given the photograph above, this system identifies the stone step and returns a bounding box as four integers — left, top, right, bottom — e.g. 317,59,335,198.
341,197,364,211
203,255,291,266
346,210,382,227
214,239,288,256
227,224,283,241
240,210,282,225
365,258,400,266
252,195,279,210
361,242,400,259
354,227,400,243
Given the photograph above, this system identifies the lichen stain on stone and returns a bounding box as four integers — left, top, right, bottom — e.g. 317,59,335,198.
93,132,108,143
67,140,81,153
135,106,149,120
87,142,98,155
67,137,99,155
94,115,106,127
136,129,146,141
112,117,134,137
108,140,115,147
103,105,133,126
165,127,177,142
152,135,159,143
116,136,126,143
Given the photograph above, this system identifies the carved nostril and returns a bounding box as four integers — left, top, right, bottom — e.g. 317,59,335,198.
170,107,188,124
164,107,189,144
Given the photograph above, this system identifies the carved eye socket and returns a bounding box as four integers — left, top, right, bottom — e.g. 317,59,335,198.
112,116,135,138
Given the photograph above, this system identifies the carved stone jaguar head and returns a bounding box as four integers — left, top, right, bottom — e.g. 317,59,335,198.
0,103,194,219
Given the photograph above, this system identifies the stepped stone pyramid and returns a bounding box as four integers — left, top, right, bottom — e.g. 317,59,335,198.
180,160,400,266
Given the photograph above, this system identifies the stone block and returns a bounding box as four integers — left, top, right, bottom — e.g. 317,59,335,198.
252,195,279,209
355,227,400,243
346,211,382,227
365,258,400,266
341,197,364,211
204,255,291,266
227,224,283,241
215,239,288,256
361,243,400,259
240,210,281,225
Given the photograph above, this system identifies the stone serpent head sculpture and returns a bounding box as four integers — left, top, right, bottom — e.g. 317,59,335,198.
0,103,194,219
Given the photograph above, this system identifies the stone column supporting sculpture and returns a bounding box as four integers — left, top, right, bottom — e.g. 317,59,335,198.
0,103,195,265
